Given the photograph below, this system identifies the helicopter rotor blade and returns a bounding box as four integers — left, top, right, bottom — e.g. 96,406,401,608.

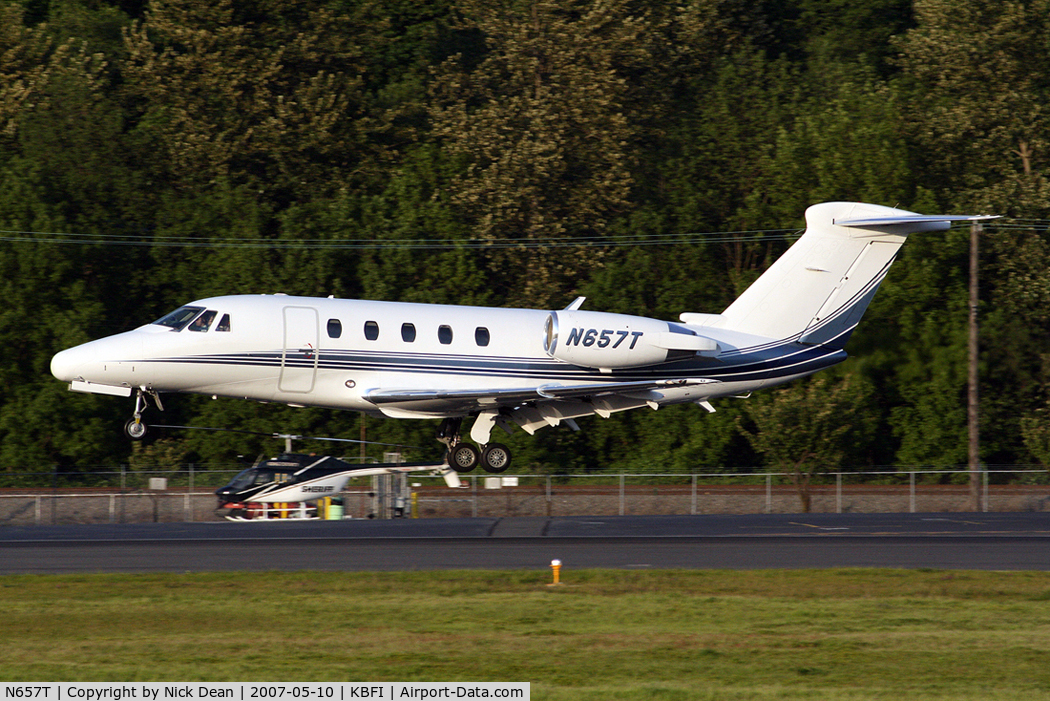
150,424,421,450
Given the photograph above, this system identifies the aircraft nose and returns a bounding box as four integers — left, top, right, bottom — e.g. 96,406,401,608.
50,331,145,386
51,345,88,382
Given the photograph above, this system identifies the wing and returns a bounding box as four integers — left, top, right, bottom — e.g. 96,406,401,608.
364,377,721,433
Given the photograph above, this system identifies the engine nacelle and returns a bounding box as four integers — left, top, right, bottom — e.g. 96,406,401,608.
543,310,718,370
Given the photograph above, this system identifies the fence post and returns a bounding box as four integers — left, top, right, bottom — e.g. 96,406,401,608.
836,473,842,514
910,472,916,513
546,475,552,517
766,474,772,514
187,463,193,522
983,470,989,512
691,474,697,515
120,464,127,524
51,465,57,526
619,474,625,516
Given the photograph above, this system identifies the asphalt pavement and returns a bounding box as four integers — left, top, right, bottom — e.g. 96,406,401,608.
1,512,1047,574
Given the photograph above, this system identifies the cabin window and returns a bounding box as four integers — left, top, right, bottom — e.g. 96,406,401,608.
475,327,490,347
438,325,453,345
327,319,342,339
254,470,290,486
216,314,231,332
402,323,416,342
188,310,217,332
153,306,204,331
364,320,379,341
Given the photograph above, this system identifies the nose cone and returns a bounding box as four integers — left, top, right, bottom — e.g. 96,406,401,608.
51,345,89,382
50,332,145,386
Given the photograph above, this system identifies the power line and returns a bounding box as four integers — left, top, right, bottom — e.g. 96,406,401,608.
0,219,1029,251
0,227,803,250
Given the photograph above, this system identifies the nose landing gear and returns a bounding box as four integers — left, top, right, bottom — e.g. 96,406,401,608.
125,389,164,440
437,417,513,474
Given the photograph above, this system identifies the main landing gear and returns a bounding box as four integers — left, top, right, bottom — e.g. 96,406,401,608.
437,417,512,474
124,388,163,440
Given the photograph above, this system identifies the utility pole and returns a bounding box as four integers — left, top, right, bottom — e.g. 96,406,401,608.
968,221,981,511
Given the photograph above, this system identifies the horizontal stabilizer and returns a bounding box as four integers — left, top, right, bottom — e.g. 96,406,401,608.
834,214,999,230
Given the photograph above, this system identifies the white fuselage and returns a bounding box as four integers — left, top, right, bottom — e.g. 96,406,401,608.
50,293,825,419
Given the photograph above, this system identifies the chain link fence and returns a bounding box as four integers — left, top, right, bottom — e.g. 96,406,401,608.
0,467,1048,526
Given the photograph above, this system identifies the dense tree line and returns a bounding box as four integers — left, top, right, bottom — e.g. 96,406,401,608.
2,0,1048,476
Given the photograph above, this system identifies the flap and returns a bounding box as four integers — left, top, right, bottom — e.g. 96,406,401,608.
364,377,720,408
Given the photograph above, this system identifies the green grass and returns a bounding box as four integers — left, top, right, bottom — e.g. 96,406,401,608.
1,569,1049,700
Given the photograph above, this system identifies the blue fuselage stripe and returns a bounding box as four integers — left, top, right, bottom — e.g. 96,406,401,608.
140,341,845,385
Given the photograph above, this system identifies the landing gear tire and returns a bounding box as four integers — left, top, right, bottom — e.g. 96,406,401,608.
125,419,147,440
448,443,479,473
481,443,512,473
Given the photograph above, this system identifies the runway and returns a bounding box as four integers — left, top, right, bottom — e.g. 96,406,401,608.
1,512,1048,574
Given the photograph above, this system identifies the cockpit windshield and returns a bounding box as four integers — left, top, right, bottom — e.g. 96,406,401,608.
226,468,288,490
153,306,205,331
225,468,289,492
226,467,258,491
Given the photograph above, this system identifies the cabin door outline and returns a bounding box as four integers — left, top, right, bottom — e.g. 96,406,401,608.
280,306,319,393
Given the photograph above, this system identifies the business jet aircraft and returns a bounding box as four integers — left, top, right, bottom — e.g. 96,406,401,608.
51,202,995,473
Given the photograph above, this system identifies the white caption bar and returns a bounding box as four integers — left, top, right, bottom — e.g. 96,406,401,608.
0,685,529,701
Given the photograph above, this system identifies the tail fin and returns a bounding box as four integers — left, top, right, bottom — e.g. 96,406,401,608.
711,202,995,347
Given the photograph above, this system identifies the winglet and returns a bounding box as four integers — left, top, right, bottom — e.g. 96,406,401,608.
564,296,586,311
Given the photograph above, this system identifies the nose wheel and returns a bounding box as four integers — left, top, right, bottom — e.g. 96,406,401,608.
125,418,148,440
